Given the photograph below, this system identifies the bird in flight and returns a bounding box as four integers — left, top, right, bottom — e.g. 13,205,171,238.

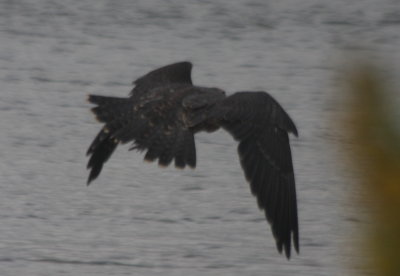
86,62,299,258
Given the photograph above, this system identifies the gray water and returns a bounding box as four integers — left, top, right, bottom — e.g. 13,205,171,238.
1,0,400,275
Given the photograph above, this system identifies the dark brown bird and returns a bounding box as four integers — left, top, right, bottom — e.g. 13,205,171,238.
86,62,299,258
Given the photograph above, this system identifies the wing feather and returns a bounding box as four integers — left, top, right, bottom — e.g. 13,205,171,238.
130,62,192,97
86,130,118,185
87,83,198,183
86,64,299,259
217,91,299,258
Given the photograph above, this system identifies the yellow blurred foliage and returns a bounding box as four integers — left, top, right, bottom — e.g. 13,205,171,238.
344,62,400,276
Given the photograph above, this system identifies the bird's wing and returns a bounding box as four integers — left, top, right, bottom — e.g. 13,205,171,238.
130,62,193,97
214,91,299,258
86,88,197,184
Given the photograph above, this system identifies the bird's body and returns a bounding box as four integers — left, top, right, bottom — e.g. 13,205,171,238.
86,62,299,258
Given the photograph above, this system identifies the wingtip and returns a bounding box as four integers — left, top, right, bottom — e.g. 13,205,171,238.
294,237,300,254
86,163,101,185
293,127,299,137
86,171,98,186
278,243,292,260
290,123,299,137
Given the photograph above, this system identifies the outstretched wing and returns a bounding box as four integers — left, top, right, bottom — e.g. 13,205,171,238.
130,61,193,97
215,91,299,258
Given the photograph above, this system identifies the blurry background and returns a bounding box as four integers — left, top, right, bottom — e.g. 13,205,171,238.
1,0,399,275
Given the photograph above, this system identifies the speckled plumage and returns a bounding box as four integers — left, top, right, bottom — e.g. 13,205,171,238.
86,62,299,259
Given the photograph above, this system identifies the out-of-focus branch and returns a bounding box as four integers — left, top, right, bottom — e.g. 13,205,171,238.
344,62,400,276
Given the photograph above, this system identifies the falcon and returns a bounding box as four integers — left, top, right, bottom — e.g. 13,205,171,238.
86,62,299,258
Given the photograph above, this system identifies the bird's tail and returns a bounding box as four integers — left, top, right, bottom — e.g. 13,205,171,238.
88,95,131,123
86,95,131,185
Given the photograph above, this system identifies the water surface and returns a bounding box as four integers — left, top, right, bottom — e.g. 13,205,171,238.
1,1,399,275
